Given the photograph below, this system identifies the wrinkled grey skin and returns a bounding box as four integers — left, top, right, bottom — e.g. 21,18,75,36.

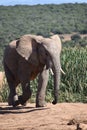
3,34,61,107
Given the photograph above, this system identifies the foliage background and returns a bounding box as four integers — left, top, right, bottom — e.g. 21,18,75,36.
0,3,87,103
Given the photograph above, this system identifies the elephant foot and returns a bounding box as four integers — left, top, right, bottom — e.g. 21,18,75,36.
13,100,20,107
36,101,46,108
18,95,27,106
8,99,13,106
8,95,28,107
8,95,20,107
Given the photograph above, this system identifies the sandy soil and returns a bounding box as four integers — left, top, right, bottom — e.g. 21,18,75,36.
0,103,87,130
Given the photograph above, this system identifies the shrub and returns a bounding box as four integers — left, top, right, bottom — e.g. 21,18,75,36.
71,34,81,42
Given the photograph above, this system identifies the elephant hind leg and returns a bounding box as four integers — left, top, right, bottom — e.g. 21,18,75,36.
4,63,19,106
18,82,32,106
17,58,32,106
18,73,32,106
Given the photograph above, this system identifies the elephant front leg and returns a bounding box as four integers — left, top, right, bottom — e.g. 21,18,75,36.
18,82,32,106
36,69,49,107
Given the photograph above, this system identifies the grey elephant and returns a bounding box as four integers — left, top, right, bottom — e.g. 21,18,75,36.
3,34,62,107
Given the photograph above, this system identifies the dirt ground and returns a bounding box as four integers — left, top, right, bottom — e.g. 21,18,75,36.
0,103,87,130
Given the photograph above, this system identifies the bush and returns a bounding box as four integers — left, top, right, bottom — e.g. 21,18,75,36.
71,34,81,41
79,39,87,47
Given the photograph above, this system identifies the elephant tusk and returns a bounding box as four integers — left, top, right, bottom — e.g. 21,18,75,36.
50,68,65,75
49,68,54,75
60,68,65,75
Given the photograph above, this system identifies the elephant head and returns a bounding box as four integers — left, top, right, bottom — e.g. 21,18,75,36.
16,34,61,104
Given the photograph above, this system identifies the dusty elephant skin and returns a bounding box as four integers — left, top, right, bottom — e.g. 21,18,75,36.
3,34,62,107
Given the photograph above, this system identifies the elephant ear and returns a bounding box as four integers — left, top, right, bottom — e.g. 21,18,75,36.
16,35,40,65
16,35,33,60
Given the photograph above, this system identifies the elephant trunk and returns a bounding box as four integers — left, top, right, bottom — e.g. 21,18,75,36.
52,55,61,104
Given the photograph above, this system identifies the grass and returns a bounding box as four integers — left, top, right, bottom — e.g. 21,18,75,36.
60,47,87,102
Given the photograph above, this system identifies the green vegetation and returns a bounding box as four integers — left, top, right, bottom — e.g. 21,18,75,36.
60,47,87,102
0,3,87,103
0,3,87,45
63,34,87,48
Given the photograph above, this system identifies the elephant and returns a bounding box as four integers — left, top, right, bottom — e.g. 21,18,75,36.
3,34,62,107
